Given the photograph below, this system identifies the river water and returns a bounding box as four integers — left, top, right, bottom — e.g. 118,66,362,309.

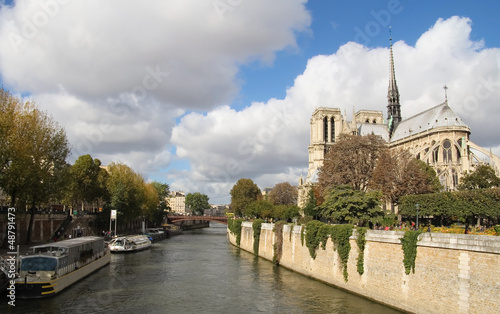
4,223,401,313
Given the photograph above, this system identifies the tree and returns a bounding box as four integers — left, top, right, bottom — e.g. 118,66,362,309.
303,188,320,219
69,155,108,211
371,150,440,209
143,182,162,226
268,182,298,205
0,88,20,195
458,164,500,190
274,204,300,221
417,160,442,192
230,178,261,216
2,101,70,208
151,181,170,211
0,91,70,243
317,134,387,194
319,185,383,226
245,200,274,219
400,188,500,227
185,192,210,215
106,162,145,224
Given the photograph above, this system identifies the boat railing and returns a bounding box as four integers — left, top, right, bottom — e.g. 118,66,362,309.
0,256,16,278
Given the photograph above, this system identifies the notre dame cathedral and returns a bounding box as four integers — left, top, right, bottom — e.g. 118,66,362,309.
297,38,500,208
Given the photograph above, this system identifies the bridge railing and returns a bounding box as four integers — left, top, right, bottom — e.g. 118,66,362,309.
166,215,228,224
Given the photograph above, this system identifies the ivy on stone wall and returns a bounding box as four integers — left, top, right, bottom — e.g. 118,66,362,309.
304,220,324,259
356,227,368,276
228,218,243,246
300,225,305,246
301,221,354,282
400,230,422,275
252,219,264,255
331,224,353,282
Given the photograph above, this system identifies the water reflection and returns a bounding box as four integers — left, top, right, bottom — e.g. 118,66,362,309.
4,224,401,313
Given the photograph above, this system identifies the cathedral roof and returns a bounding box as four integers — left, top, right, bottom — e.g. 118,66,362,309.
357,123,390,142
390,102,469,142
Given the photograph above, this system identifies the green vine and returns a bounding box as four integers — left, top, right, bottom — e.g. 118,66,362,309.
304,220,324,259
356,227,368,276
331,225,353,282
289,224,294,241
319,224,335,250
301,221,353,282
252,219,264,255
400,230,422,275
228,218,243,246
300,224,305,246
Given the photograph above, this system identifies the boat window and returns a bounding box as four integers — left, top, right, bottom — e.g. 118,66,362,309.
21,257,57,272
112,239,124,246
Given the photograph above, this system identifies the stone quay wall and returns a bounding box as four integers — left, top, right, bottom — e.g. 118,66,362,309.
0,212,99,244
228,222,500,314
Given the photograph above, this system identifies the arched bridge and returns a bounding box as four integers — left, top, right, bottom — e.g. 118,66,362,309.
167,215,228,225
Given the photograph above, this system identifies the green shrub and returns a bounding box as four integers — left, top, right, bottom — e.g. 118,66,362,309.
252,219,264,255
228,218,244,246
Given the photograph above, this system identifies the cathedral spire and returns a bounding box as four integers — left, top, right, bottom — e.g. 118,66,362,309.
387,28,401,136
444,85,448,104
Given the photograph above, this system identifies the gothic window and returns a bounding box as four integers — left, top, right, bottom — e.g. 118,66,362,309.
416,153,420,160
433,146,439,163
452,168,458,187
456,139,462,159
323,117,328,142
439,173,448,191
442,140,452,163
365,119,370,123
331,117,335,142
372,119,377,123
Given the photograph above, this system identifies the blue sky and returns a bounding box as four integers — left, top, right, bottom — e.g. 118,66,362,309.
1,1,500,204
237,0,500,107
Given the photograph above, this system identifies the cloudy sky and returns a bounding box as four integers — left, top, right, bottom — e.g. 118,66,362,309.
1,0,499,204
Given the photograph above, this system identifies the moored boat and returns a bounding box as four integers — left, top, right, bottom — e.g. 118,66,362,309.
144,228,167,242
108,235,152,252
15,236,110,298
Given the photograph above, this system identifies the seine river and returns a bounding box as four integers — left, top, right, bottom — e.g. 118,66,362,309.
4,223,401,313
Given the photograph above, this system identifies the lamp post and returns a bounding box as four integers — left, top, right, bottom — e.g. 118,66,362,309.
416,203,419,229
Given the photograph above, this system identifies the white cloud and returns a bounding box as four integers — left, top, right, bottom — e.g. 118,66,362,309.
0,0,310,108
1,3,499,206
0,0,311,185
172,16,500,202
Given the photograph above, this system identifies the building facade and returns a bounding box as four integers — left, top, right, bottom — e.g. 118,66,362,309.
166,191,186,214
298,39,500,207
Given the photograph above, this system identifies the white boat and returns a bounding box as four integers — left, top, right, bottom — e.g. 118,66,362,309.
108,235,152,252
15,236,110,298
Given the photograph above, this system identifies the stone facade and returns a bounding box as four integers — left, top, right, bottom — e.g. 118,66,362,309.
166,191,186,214
229,222,500,313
